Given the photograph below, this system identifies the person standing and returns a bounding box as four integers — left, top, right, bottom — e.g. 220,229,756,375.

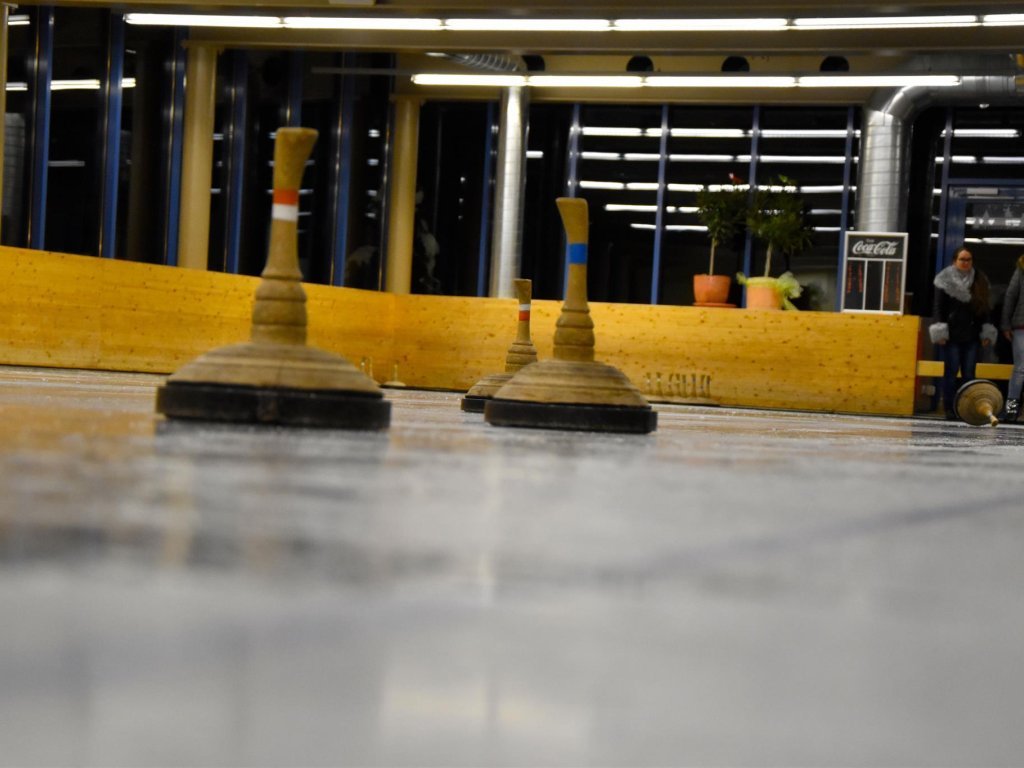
929,246,997,418
1000,254,1024,422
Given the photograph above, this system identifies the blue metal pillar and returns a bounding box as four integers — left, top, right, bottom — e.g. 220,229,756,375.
476,102,496,297
935,108,954,274
27,6,54,250
650,104,669,305
223,50,247,274
836,106,856,310
284,51,303,127
330,53,355,286
99,11,125,258
741,105,761,305
562,103,581,298
164,27,187,267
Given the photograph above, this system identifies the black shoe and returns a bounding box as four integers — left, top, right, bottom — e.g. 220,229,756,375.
1002,398,1020,423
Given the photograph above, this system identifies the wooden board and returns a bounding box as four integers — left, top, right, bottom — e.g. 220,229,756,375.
0,246,922,415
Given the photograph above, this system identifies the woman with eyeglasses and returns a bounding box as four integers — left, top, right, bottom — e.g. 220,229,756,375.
929,246,997,419
999,254,1024,423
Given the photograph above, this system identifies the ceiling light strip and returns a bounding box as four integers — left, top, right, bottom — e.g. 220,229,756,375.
123,12,999,31
126,13,281,27
284,16,442,30
791,15,977,29
445,18,610,31
613,18,786,31
411,74,962,89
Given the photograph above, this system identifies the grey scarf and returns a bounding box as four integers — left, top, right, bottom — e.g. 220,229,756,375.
934,265,974,303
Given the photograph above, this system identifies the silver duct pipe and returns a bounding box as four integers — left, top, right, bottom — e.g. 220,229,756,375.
488,85,529,298
444,53,524,73
437,52,529,298
856,57,1023,233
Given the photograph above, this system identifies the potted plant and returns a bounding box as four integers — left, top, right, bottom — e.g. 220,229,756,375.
694,184,747,305
740,175,812,310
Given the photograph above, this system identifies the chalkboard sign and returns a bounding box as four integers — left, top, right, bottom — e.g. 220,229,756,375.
840,232,908,314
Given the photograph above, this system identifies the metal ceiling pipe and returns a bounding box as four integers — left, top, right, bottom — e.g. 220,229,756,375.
438,52,529,298
856,57,1023,233
488,84,529,298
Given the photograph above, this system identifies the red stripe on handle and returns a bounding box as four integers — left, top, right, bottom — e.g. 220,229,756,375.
518,310,530,322
273,189,299,205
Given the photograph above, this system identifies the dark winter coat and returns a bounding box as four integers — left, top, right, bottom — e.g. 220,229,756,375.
929,266,996,346
1000,255,1024,332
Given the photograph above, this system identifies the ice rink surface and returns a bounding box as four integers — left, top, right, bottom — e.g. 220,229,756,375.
1,365,1023,766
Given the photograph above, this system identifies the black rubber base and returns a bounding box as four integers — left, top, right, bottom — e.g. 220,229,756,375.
485,398,657,434
156,381,391,430
460,395,489,413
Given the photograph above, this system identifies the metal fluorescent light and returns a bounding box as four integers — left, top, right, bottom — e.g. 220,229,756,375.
580,127,645,137
8,14,30,25
626,182,660,190
633,224,709,232
126,13,282,27
668,154,737,162
647,75,796,88
623,153,661,161
52,79,100,90
411,73,526,86
982,14,1024,25
798,75,960,87
579,181,627,190
444,18,610,31
944,128,1020,137
529,75,643,88
613,18,786,31
606,204,659,211
671,128,747,138
581,152,624,160
757,154,848,163
760,129,857,138
792,15,977,29
669,154,738,161
284,16,441,29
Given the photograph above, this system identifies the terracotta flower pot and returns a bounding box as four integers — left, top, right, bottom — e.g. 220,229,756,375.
744,278,783,310
693,274,732,305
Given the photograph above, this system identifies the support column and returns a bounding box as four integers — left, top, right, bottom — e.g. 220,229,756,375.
384,95,420,294
488,85,529,298
98,11,125,258
177,44,217,270
27,6,54,250
0,4,9,241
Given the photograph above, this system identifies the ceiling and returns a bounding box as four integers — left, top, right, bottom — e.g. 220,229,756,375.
11,0,1024,103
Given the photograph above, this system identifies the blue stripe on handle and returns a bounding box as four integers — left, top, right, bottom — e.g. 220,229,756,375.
568,243,588,265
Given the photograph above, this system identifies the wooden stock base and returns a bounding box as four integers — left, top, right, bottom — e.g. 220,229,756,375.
484,398,657,434
156,381,391,430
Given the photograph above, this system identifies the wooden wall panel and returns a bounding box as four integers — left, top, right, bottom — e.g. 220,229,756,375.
0,247,394,374
0,246,921,415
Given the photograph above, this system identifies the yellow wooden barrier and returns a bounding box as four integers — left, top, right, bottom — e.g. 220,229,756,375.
0,245,923,415
916,360,1013,379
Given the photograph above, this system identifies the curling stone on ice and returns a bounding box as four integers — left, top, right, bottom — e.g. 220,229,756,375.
484,197,656,434
156,127,390,430
461,278,538,413
954,379,1003,427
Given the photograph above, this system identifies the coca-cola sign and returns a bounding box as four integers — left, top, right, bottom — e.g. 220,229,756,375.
851,240,900,257
841,231,907,314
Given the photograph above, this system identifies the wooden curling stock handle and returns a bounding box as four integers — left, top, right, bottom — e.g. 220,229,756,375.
553,197,594,362
252,127,318,346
